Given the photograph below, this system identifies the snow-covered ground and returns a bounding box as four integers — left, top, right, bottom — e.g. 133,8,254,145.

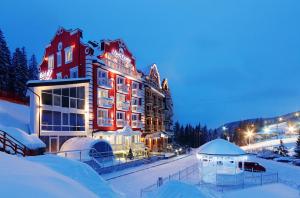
223,183,299,198
104,154,198,198
0,99,29,132
0,99,44,149
0,152,122,198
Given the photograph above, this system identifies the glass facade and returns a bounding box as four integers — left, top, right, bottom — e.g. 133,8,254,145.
41,86,86,132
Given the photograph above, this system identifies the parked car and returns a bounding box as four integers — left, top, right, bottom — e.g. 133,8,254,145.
238,161,266,172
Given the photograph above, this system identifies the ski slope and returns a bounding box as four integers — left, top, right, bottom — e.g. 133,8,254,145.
242,137,297,151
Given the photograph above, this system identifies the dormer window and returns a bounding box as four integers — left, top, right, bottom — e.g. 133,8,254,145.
48,55,54,69
65,46,73,64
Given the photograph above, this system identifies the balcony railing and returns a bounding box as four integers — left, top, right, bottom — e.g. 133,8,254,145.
132,105,143,113
132,89,143,97
117,84,129,94
98,78,113,89
98,97,114,108
97,118,113,127
103,58,142,79
117,119,127,127
131,120,142,128
117,101,130,111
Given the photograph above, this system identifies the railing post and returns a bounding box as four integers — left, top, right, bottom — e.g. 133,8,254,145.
80,151,82,161
260,173,263,185
3,132,6,151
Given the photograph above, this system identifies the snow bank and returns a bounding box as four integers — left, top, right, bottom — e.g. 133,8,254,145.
0,152,97,198
0,99,29,132
27,154,123,198
147,181,207,198
0,125,45,149
223,183,299,198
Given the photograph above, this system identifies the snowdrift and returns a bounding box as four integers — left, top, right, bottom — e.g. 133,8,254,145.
27,154,123,198
147,181,207,198
0,152,97,198
0,125,45,150
0,99,29,132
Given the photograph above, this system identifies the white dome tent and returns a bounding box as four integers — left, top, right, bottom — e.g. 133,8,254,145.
197,139,247,185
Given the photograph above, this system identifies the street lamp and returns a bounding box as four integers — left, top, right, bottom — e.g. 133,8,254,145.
246,129,254,145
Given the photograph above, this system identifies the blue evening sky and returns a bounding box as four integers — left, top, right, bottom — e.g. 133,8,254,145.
1,0,300,128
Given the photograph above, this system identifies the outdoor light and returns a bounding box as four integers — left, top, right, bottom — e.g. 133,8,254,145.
278,117,283,122
288,125,295,133
264,127,270,134
222,126,227,131
295,112,299,117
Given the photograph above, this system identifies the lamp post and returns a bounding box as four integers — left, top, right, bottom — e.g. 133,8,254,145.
246,129,254,146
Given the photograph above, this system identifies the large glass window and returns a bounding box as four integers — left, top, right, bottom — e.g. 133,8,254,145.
40,86,86,132
42,90,52,105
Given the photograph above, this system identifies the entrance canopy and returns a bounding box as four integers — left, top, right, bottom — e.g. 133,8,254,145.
116,125,141,136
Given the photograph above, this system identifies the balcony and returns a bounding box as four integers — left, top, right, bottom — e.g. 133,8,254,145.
98,78,113,89
117,101,130,111
132,89,143,97
132,105,143,113
117,84,129,94
97,118,113,127
98,97,114,108
131,120,143,128
117,119,127,127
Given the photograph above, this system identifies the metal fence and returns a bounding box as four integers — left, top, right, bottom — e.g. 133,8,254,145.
140,164,279,197
140,163,199,197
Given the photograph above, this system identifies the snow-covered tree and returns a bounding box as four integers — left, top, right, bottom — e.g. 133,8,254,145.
0,29,11,92
276,139,288,156
28,54,39,80
294,131,300,158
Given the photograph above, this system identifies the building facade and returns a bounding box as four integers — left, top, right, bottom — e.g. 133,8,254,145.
31,27,172,154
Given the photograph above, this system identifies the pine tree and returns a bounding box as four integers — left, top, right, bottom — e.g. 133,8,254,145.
28,54,39,80
0,29,11,92
12,47,29,98
294,131,300,158
127,148,133,160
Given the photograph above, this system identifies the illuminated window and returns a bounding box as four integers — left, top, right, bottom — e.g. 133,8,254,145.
57,52,61,67
65,46,73,63
48,55,54,69
117,93,126,102
98,88,108,98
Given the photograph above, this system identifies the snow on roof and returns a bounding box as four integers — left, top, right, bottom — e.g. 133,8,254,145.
0,125,45,150
116,125,141,136
60,137,109,152
27,77,90,87
198,139,246,156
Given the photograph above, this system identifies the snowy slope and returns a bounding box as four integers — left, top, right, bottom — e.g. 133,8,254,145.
147,181,207,198
0,99,29,132
0,152,97,198
27,154,123,198
0,99,45,149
